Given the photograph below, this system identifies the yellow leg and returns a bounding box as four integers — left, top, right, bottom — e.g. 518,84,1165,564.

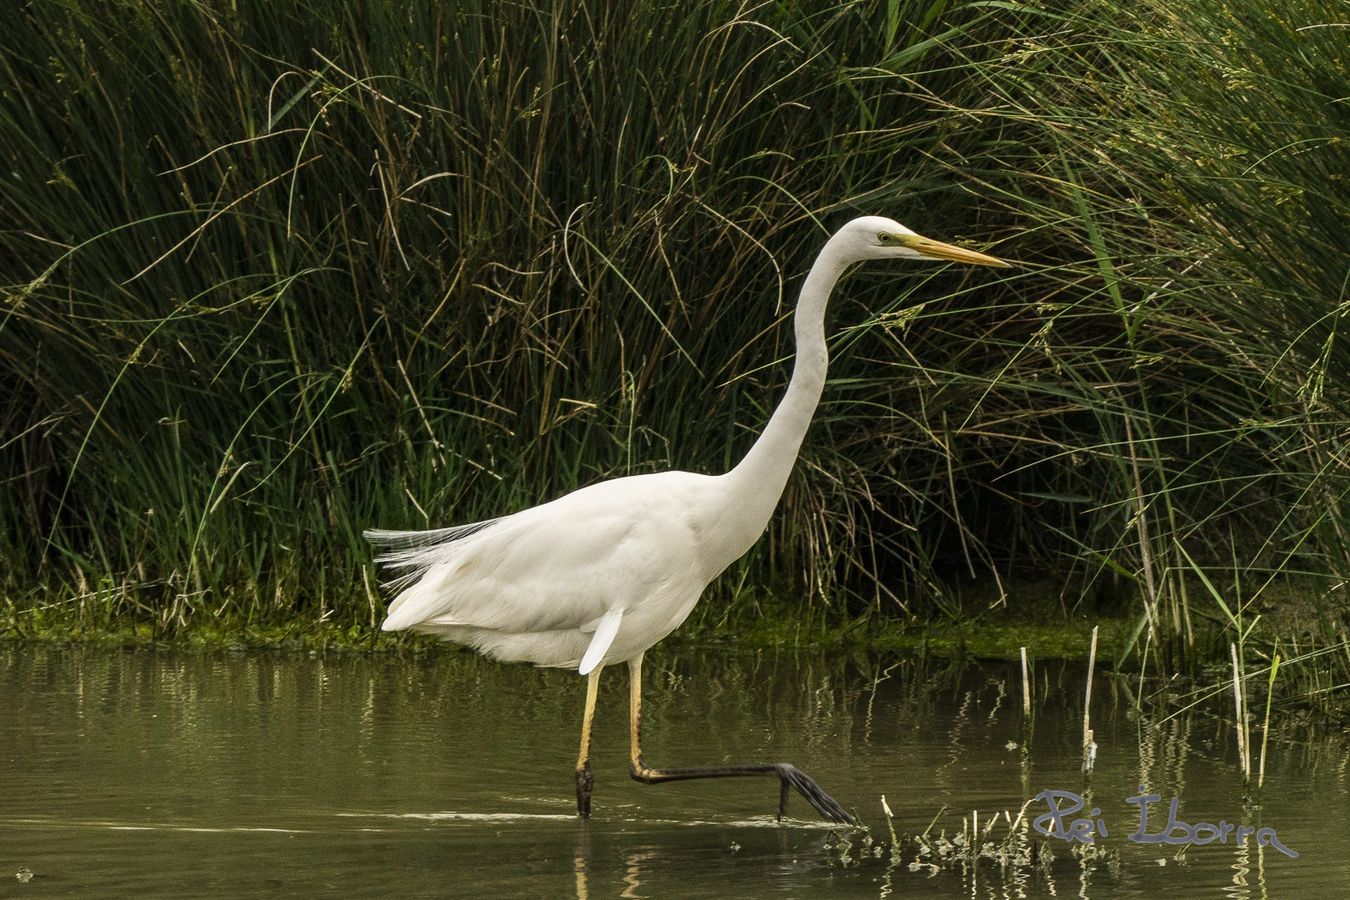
628,652,645,773
575,665,602,818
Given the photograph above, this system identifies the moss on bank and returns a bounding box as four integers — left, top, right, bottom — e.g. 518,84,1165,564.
0,610,1130,664
4,574,1131,661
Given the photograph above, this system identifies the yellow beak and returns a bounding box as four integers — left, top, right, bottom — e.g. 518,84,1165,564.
904,235,1011,268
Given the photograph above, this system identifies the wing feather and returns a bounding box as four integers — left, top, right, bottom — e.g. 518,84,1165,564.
578,608,624,675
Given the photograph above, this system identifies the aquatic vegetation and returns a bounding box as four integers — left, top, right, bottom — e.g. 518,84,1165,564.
0,0,1345,701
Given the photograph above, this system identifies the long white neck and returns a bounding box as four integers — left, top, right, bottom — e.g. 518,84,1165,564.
706,237,851,566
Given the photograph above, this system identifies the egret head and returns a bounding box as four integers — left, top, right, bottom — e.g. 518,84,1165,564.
831,215,1010,268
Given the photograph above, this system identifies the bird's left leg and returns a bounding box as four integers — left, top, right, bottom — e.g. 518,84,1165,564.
626,652,856,825
575,664,602,818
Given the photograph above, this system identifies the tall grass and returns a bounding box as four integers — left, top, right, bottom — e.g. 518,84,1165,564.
1,0,1345,682
966,0,1350,676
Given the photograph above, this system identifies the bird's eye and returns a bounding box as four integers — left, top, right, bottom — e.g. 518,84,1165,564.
877,232,892,244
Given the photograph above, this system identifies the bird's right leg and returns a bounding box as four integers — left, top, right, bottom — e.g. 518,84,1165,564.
625,652,855,825
575,665,602,818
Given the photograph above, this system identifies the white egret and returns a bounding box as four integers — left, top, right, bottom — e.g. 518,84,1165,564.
367,215,1008,824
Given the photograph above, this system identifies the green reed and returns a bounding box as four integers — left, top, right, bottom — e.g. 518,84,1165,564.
1,1,1345,692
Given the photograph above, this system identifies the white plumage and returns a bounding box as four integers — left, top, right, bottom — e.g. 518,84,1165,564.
365,216,1007,822
370,471,726,673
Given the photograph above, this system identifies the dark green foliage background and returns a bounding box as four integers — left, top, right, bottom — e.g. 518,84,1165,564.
2,1,1345,657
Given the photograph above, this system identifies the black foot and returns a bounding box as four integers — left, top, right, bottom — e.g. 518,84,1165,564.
627,756,855,825
575,764,593,818
773,763,857,825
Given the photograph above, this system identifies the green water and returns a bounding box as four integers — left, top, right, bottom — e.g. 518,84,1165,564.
1,644,1345,897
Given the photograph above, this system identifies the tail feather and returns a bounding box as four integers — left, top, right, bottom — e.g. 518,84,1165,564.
364,518,501,591
380,567,463,631
364,517,500,558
